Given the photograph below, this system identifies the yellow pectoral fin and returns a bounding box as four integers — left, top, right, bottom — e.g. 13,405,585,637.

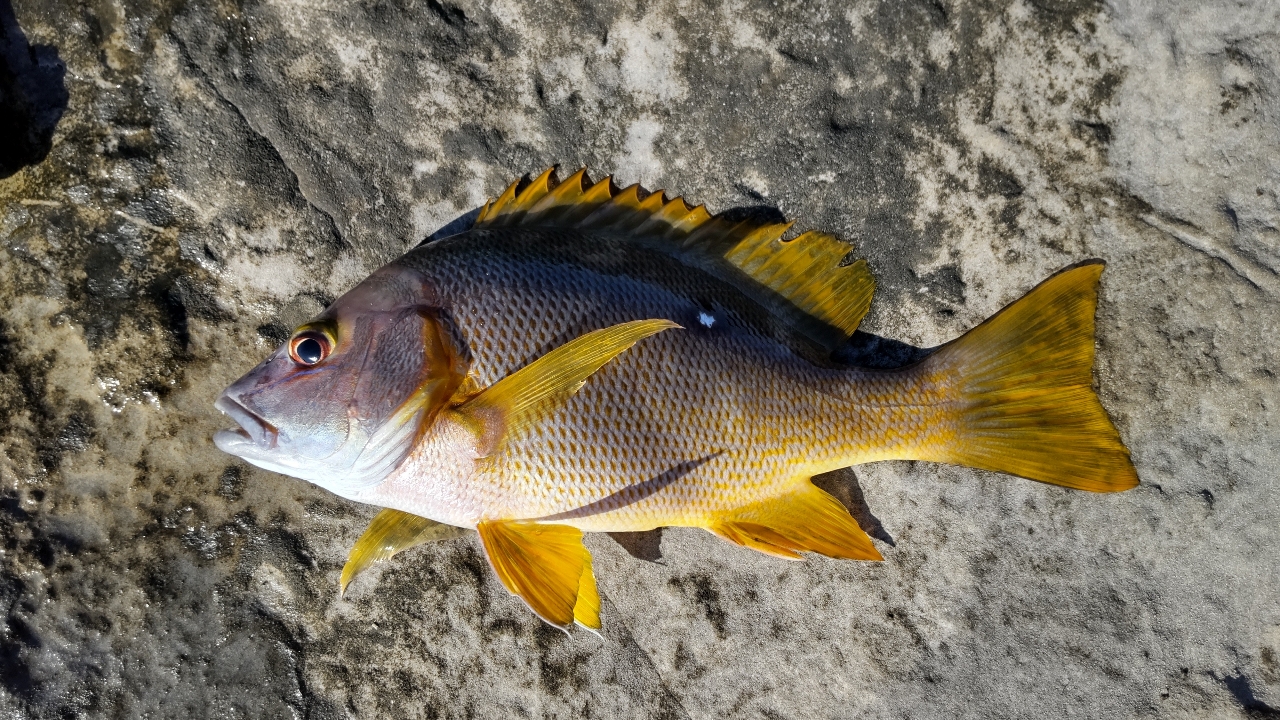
340,509,466,594
710,481,883,562
477,521,598,630
457,318,680,455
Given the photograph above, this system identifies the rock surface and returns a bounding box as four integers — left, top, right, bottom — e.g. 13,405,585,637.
1,0,1278,717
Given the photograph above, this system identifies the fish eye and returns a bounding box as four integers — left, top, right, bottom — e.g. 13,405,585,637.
289,332,331,366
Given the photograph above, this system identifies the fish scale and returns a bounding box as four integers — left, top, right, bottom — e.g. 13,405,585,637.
388,229,932,530
215,168,1138,629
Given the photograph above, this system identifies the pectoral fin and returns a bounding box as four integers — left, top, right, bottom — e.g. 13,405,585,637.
457,319,679,455
340,509,465,594
477,520,600,630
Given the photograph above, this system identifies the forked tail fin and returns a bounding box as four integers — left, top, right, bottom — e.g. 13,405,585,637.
919,260,1138,492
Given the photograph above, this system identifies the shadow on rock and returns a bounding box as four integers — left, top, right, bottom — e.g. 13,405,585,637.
718,204,788,225
812,467,896,546
0,0,68,179
608,529,665,562
1214,671,1280,719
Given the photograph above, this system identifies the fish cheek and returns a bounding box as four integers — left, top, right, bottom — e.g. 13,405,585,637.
351,308,451,430
286,397,355,459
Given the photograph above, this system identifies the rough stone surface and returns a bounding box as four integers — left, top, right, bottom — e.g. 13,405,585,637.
1,0,1277,717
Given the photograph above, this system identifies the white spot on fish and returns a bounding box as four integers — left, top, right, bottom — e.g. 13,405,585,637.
698,311,717,328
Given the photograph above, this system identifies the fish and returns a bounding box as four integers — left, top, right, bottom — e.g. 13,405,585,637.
214,167,1139,630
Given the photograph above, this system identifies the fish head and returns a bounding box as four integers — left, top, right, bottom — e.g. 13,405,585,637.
213,264,465,496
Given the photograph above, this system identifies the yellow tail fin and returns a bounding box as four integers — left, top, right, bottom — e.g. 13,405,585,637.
921,260,1138,492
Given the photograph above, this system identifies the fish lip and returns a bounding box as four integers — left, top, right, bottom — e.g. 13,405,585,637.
214,394,278,450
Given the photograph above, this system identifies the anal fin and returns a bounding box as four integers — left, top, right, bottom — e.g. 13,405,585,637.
477,521,600,630
341,509,466,594
710,481,883,561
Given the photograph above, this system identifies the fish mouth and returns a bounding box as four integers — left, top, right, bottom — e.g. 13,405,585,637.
214,394,278,453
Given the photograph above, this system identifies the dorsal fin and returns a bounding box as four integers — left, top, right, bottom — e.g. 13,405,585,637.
474,168,875,355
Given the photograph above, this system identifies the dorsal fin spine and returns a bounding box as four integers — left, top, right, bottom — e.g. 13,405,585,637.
579,184,645,230
525,168,554,197
478,180,520,224
682,218,741,250
528,168,587,214
633,198,694,237
616,191,668,233
670,206,713,239
514,168,554,206
557,176,614,225
490,168,554,227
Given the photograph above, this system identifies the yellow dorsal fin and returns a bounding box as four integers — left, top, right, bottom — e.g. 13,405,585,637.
709,481,883,561
477,520,599,629
726,230,876,343
475,177,518,224
527,167,589,219
558,174,615,225
668,203,713,236
472,168,876,354
455,318,679,455
340,509,465,594
634,195,698,237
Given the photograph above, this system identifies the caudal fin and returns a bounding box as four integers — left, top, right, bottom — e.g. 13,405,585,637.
920,260,1138,492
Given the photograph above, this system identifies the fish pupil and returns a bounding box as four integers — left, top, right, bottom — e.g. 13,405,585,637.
295,337,324,364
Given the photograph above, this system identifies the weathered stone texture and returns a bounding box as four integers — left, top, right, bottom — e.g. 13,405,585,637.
0,0,1276,717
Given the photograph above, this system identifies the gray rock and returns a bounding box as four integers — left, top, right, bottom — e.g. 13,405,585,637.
0,0,1276,717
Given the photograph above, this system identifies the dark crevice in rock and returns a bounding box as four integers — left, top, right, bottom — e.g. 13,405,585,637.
0,0,67,178
168,31,348,251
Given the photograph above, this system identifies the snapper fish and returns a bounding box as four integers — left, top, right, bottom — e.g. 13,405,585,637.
214,168,1139,630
